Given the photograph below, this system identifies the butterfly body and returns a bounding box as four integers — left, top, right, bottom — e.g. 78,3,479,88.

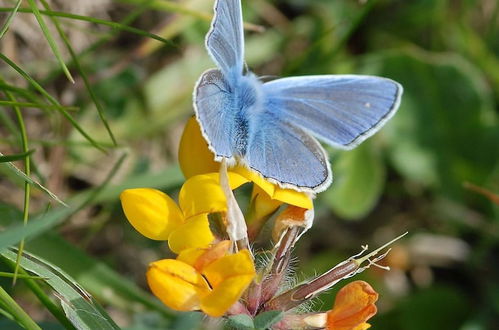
194,0,403,193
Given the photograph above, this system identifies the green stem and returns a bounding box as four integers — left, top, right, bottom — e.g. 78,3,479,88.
5,88,31,285
0,272,44,279
0,7,170,44
25,0,74,83
0,286,41,330
0,0,22,39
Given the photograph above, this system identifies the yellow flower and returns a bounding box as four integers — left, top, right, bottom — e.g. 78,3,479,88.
326,281,378,330
147,241,255,317
120,172,248,253
178,117,313,211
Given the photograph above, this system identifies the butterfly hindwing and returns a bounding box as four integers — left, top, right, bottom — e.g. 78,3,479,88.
206,0,245,78
263,75,403,150
245,109,331,192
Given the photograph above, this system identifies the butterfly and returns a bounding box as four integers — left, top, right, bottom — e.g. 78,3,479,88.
194,0,402,193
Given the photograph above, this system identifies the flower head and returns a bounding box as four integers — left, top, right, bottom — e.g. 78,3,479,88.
120,118,400,326
120,171,256,316
148,241,255,317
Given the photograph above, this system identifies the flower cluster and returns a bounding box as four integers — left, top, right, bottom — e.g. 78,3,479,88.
120,118,396,329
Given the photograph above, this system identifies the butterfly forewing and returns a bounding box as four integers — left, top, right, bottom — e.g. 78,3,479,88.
263,75,403,150
206,0,245,78
194,69,235,159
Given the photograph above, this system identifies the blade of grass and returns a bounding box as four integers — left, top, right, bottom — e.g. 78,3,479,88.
1,257,76,330
39,0,169,87
0,152,127,251
0,54,106,152
38,0,117,147
0,7,171,44
0,151,66,206
0,0,22,39
0,100,78,111
0,286,41,330
25,0,74,83
76,0,156,58
117,0,212,20
0,137,116,149
2,250,119,330
0,81,52,106
0,150,34,163
116,0,264,32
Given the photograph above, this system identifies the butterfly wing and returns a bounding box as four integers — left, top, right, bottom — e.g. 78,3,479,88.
194,69,235,160
206,0,245,78
245,110,331,192
263,75,403,149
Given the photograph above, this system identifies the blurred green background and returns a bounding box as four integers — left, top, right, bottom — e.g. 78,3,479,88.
0,0,498,329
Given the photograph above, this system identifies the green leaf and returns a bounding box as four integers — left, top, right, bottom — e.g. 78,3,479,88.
1,249,120,330
322,142,385,220
0,206,72,252
0,150,35,163
253,311,283,329
369,51,499,199
399,286,470,330
226,314,255,330
25,233,174,318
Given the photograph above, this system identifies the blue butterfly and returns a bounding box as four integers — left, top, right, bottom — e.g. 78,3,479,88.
194,0,402,193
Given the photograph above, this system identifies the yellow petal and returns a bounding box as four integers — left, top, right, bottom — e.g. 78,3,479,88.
176,240,231,270
232,166,275,197
146,259,210,312
168,214,215,254
234,166,313,209
201,274,255,317
194,240,231,271
273,187,313,209
179,172,248,219
250,185,282,221
178,117,219,178
120,188,183,240
200,249,256,317
326,281,378,330
176,247,207,267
